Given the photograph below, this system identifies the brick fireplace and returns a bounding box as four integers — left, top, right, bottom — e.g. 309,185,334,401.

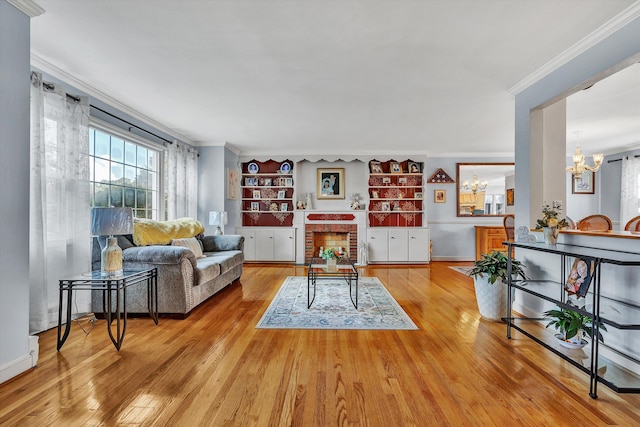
304,213,359,263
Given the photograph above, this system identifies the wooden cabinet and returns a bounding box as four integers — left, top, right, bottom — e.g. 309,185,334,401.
368,228,430,263
236,227,296,262
475,226,507,260
367,159,424,227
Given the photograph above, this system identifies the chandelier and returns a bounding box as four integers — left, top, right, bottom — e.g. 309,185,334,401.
566,132,603,178
461,175,487,194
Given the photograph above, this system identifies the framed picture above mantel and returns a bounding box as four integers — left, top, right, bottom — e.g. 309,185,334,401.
317,168,345,199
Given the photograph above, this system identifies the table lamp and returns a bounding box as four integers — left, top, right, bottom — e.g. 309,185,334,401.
91,207,134,277
209,210,228,235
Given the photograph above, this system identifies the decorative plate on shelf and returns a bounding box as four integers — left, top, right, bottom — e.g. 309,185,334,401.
279,162,292,174
555,334,588,349
248,162,259,174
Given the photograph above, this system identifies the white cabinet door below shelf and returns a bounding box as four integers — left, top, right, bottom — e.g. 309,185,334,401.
388,229,408,262
236,228,256,261
368,229,389,262
273,228,296,261
408,228,430,262
255,229,275,260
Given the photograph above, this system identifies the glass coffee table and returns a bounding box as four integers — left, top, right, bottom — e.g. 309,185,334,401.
307,257,359,309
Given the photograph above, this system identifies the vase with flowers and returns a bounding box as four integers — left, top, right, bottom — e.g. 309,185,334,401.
536,202,568,245
319,247,344,269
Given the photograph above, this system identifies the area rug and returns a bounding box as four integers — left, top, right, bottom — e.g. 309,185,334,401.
256,276,418,330
448,265,474,276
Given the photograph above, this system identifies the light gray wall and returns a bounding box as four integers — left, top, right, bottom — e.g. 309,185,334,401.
197,146,226,235
515,15,640,230
426,156,513,261
0,1,31,380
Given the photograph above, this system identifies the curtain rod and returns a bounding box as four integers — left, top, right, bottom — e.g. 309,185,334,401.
607,154,640,163
90,104,173,145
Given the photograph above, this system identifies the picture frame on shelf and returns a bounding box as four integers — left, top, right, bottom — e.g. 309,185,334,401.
506,188,515,206
381,202,391,212
250,202,260,211
390,161,402,173
317,168,345,199
572,170,595,194
277,177,287,187
264,178,272,186
280,203,288,212
246,177,257,186
415,192,423,199
277,190,286,199
285,177,294,187
382,177,391,185
252,190,261,199
371,190,379,199
408,162,421,174
369,161,382,173
434,189,446,203
398,177,407,185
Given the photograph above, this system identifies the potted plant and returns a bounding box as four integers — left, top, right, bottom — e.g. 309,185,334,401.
468,250,527,322
320,247,344,268
536,201,569,244
544,308,606,349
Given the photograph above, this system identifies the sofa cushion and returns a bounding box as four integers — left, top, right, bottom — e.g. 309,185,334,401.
171,237,205,258
193,256,222,286
133,217,205,246
203,250,244,275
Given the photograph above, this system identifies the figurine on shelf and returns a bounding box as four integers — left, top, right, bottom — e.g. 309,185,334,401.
306,193,313,210
350,193,360,210
297,200,306,210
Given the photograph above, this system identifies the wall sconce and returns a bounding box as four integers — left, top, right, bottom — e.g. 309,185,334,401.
209,211,228,235
566,132,603,177
461,175,488,194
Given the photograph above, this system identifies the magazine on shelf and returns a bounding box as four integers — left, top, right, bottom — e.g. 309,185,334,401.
564,258,595,298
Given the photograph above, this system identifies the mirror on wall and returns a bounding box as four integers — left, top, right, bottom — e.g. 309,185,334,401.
456,163,514,217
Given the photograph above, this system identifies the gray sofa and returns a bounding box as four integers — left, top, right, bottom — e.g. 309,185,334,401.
91,234,244,316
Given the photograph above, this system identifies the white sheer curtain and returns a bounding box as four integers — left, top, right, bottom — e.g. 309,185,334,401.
165,143,198,219
30,72,91,334
620,155,640,229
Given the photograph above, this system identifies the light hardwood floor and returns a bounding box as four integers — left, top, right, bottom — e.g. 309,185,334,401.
1,262,640,426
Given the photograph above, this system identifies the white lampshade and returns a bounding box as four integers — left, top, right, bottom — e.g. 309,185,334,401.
209,211,228,235
90,207,133,277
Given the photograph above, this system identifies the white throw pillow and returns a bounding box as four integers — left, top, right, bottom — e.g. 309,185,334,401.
171,237,205,258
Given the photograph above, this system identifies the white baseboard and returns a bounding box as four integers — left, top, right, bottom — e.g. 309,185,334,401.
431,256,474,262
0,335,39,385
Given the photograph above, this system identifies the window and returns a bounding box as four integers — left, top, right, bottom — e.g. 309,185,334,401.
89,126,161,219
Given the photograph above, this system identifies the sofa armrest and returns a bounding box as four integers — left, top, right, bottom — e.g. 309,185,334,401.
122,245,197,269
201,235,244,252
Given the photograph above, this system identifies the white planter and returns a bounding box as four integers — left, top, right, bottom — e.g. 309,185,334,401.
473,275,512,322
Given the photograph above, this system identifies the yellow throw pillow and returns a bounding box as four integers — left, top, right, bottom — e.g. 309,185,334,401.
171,237,205,258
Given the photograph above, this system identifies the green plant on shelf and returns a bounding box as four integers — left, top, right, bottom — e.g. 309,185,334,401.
544,308,606,343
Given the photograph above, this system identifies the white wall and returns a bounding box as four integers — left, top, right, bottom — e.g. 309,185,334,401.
0,1,34,384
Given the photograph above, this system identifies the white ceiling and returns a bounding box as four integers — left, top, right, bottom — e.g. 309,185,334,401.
29,0,639,157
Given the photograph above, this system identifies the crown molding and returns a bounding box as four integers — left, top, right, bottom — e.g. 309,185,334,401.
7,0,44,17
509,1,640,95
30,53,195,145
